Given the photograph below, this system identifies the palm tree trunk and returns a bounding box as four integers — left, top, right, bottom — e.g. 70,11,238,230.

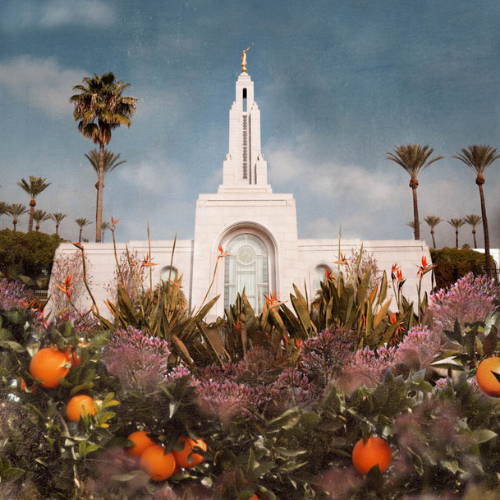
36,224,40,232
95,145,105,242
13,219,17,231
28,198,35,232
455,229,458,249
56,223,60,236
478,183,492,278
79,227,83,242
411,186,420,240
472,229,477,248
431,229,436,249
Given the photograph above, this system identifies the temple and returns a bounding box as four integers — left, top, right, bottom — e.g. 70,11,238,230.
49,57,432,318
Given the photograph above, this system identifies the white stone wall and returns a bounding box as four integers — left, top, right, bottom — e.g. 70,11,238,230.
297,238,433,307
47,239,193,318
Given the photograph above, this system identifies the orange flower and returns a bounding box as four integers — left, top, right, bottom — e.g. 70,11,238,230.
141,256,157,267
265,291,285,308
389,312,397,324
334,253,348,266
417,255,436,279
72,241,83,250
57,274,73,298
217,245,232,258
324,268,335,280
294,338,304,349
396,269,403,281
234,320,242,331
111,217,119,226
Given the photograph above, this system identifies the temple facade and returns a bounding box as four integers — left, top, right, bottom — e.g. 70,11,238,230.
50,61,432,319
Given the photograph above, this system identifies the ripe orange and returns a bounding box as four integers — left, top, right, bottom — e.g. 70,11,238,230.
476,357,500,397
66,395,97,422
29,347,71,388
173,436,207,468
127,431,155,457
249,495,261,500
352,436,392,475
140,445,176,481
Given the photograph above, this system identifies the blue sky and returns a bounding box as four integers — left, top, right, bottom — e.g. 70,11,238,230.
0,0,499,247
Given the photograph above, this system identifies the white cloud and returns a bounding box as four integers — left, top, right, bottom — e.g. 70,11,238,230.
1,0,115,30
117,157,188,196
268,145,405,208
0,56,86,117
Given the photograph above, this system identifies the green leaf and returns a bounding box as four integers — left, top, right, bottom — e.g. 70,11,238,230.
0,340,25,352
1,467,25,481
471,429,497,444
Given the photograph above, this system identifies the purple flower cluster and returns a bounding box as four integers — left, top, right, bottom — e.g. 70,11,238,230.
102,327,176,392
0,279,33,311
299,328,355,387
338,345,397,392
428,272,499,332
393,326,444,371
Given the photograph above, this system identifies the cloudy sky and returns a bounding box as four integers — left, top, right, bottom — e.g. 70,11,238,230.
0,0,499,248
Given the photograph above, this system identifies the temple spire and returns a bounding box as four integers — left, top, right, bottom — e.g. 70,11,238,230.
218,56,271,193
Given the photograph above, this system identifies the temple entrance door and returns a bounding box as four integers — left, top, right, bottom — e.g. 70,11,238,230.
224,233,270,313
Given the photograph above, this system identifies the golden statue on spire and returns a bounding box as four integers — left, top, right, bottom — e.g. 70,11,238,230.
241,47,250,73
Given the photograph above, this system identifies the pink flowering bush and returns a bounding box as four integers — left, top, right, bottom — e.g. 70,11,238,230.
428,272,500,332
102,326,184,392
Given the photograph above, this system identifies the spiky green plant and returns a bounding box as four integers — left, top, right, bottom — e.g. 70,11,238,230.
71,73,137,242
387,145,443,240
17,176,50,232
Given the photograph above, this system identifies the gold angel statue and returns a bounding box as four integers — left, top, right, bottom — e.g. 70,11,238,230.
241,47,250,73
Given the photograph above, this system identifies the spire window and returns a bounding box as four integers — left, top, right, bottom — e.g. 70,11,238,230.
242,88,247,112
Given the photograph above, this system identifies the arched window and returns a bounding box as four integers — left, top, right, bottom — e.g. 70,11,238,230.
160,265,178,282
224,233,269,313
311,264,331,293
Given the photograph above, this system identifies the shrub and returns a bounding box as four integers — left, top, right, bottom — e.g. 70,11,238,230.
430,247,495,290
0,229,62,288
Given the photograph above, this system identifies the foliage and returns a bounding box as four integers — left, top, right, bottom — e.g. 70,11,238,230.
430,247,494,290
0,229,62,288
0,257,499,499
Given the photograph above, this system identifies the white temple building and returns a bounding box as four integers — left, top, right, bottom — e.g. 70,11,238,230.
50,57,432,319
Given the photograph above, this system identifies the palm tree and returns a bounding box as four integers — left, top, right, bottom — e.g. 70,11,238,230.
0,201,7,227
85,149,126,232
424,216,442,249
387,145,443,240
17,176,50,232
70,73,137,243
454,145,500,277
448,218,465,249
101,221,111,242
33,209,50,232
75,218,92,242
50,212,66,236
7,203,27,231
464,214,482,248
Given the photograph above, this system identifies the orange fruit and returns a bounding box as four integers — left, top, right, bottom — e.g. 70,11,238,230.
29,347,71,388
140,445,176,481
173,436,207,468
352,436,392,475
249,495,261,500
476,357,500,397
66,395,97,422
127,431,155,457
